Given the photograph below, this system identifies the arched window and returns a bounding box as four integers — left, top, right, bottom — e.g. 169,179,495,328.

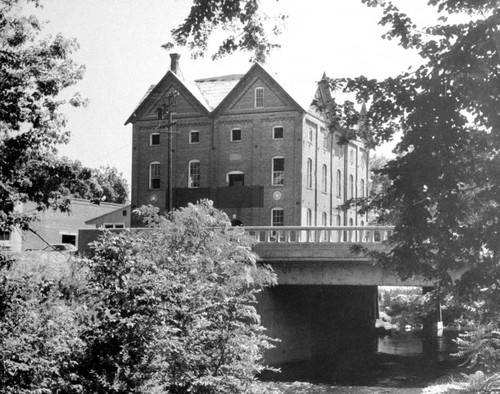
322,212,327,226
271,208,284,226
322,164,327,193
272,157,285,186
306,208,312,226
188,160,200,188
149,161,160,189
306,158,313,188
227,171,244,187
336,170,341,197
336,215,341,226
349,174,354,199
360,179,365,198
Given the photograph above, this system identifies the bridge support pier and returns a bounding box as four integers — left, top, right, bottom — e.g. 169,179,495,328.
257,285,379,366
423,287,444,335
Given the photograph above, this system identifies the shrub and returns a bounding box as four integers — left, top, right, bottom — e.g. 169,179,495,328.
0,253,88,393
81,201,277,393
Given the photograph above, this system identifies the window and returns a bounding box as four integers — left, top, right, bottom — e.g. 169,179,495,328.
306,158,313,188
168,91,177,114
0,230,11,241
336,215,341,226
272,157,284,186
306,209,312,226
322,212,327,226
350,148,354,166
61,234,76,245
322,129,328,149
149,162,160,189
360,179,365,198
361,152,365,170
227,171,244,186
271,208,284,226
322,164,327,193
103,223,125,229
231,128,241,142
188,160,200,188
255,87,264,107
308,127,313,142
189,130,200,144
273,126,284,139
349,174,354,199
336,170,342,197
150,133,160,146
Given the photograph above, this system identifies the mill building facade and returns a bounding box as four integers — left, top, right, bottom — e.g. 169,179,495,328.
125,54,369,228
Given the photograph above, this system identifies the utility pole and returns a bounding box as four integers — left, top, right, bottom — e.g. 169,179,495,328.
156,91,179,212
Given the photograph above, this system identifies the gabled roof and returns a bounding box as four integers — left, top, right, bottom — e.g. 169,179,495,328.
125,60,322,125
194,74,244,110
124,70,212,125
212,62,307,115
85,204,131,225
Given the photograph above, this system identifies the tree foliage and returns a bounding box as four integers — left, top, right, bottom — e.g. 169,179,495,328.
165,0,286,62
326,3,499,289
0,254,88,393
81,201,277,393
55,157,129,204
322,0,499,370
0,0,85,233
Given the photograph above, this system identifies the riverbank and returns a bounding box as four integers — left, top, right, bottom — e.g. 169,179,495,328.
256,381,424,393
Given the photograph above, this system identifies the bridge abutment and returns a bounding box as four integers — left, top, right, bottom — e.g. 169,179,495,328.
257,285,378,366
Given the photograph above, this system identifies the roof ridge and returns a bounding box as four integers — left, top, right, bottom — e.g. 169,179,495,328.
195,73,245,82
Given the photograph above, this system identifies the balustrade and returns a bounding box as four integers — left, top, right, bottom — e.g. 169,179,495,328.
244,226,394,244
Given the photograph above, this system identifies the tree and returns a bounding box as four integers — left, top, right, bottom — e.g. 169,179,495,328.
81,201,277,393
321,0,500,369
55,158,129,204
164,0,286,62
0,0,85,235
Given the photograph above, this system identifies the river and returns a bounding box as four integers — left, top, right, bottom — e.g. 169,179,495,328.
261,329,471,388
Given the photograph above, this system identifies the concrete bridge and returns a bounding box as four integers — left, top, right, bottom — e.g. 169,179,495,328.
242,226,438,367
245,225,432,287
79,225,439,368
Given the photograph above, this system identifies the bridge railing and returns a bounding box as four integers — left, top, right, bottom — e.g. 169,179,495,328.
243,226,394,244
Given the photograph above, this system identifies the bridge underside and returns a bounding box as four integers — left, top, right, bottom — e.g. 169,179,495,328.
257,285,378,366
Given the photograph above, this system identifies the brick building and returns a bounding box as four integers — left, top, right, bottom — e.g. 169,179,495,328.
125,54,369,227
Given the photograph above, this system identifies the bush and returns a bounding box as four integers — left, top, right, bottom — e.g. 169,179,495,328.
81,201,277,393
0,253,88,393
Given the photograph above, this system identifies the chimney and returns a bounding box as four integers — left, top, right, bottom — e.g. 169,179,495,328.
170,53,180,74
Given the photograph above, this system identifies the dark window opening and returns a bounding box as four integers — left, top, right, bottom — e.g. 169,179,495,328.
0,231,11,241
151,133,160,145
273,127,284,139
231,129,241,142
228,173,244,186
190,131,200,143
61,234,76,245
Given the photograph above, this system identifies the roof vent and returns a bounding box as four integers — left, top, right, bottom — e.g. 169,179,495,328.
170,53,180,74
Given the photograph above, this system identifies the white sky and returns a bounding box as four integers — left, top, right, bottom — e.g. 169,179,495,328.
25,0,442,189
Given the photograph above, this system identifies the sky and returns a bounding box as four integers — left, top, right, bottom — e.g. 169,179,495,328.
24,0,441,189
